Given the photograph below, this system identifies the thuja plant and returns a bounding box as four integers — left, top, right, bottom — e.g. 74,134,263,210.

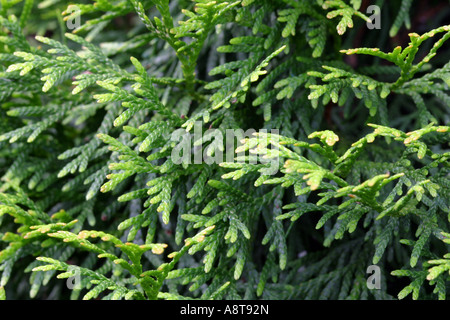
0,0,449,300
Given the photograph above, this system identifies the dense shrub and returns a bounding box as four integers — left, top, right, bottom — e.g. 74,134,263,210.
0,0,449,300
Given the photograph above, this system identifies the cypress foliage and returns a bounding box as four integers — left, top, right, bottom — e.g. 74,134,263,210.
0,0,449,300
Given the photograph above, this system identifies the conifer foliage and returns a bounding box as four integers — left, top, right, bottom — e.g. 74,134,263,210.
0,0,449,300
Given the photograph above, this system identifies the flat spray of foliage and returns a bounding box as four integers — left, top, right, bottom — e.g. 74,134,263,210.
0,0,449,300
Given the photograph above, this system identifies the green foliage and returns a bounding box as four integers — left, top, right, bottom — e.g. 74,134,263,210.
0,0,449,300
